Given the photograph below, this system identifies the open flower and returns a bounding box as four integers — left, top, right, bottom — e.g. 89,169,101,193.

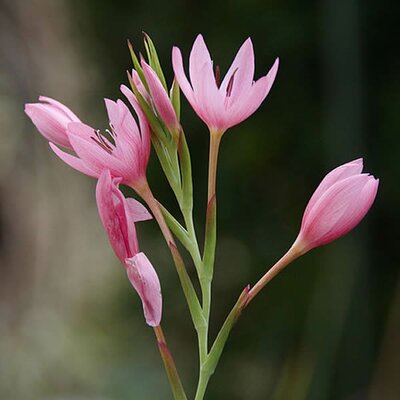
172,34,279,134
50,96,151,190
25,96,81,148
96,169,162,327
293,158,379,254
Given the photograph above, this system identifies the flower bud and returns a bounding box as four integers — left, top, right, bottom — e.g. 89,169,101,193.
24,96,80,148
293,158,379,253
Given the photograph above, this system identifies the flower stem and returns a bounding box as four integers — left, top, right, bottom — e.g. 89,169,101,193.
194,131,223,399
207,131,222,203
153,325,187,400
247,245,302,304
137,180,204,330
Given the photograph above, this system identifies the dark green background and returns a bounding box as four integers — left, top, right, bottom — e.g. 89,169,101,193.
0,0,399,399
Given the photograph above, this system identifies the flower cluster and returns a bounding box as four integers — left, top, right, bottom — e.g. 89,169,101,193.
24,33,379,399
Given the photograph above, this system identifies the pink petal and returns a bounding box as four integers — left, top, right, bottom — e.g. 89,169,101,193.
303,158,363,220
68,123,126,178
126,252,162,327
49,142,99,177
38,96,81,122
96,170,131,262
220,37,255,100
121,95,151,169
125,198,152,222
25,103,72,148
104,98,121,128
141,60,179,130
124,198,151,256
189,34,214,95
300,174,379,250
227,58,279,128
195,62,225,131
172,46,195,105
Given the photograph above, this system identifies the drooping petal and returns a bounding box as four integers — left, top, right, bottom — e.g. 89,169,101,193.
124,198,152,256
125,198,152,222
96,170,131,262
126,252,162,327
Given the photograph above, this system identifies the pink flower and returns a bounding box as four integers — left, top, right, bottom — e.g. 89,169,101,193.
293,158,379,253
96,169,162,327
172,34,279,134
141,60,180,132
24,96,81,148
50,96,151,189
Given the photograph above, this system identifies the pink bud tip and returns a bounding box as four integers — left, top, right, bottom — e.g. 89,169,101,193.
294,158,379,253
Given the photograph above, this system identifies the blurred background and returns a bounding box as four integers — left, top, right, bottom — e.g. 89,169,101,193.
0,0,399,399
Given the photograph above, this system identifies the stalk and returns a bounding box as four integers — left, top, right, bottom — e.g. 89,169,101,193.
153,325,188,400
136,180,205,332
194,130,223,399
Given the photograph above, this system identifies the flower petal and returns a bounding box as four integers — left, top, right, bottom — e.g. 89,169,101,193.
300,174,379,250
38,96,81,122
172,46,195,105
228,58,279,125
125,198,153,222
96,170,131,262
68,122,126,178
49,142,98,177
303,158,363,220
126,252,162,327
141,60,179,130
189,34,214,94
220,37,255,100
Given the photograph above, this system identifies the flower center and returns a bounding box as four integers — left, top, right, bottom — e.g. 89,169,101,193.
90,123,117,154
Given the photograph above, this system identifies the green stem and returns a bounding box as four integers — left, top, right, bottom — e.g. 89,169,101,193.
199,244,303,393
154,325,188,400
247,245,302,304
194,131,223,399
136,180,204,331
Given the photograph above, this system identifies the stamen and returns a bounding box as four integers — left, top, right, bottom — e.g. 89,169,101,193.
91,129,113,154
215,65,220,87
109,122,117,137
226,68,239,97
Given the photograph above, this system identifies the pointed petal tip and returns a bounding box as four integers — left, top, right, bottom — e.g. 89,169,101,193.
24,103,34,115
195,33,205,42
243,36,254,48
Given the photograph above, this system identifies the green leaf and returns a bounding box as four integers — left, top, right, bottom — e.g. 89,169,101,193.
170,78,181,121
143,32,168,90
158,202,193,251
202,195,216,279
127,39,149,91
178,131,193,214
203,286,250,375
